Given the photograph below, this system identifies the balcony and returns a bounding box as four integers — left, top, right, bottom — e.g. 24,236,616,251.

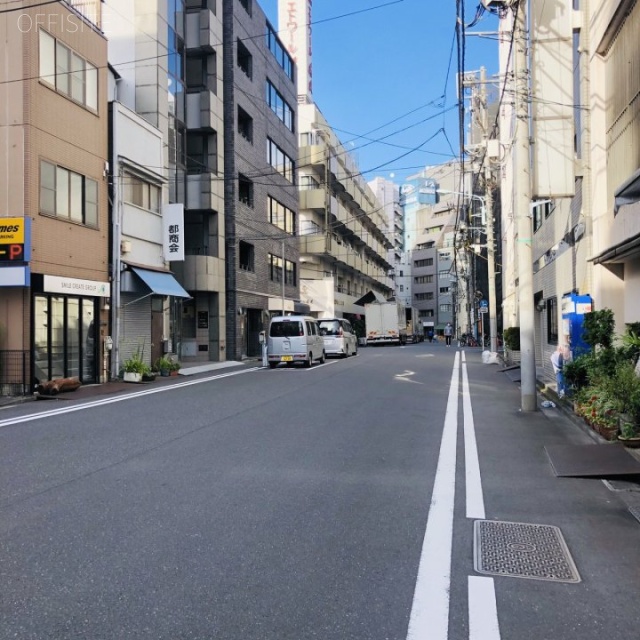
177,255,225,292
186,173,222,211
299,234,328,255
300,188,325,211
298,140,327,168
186,90,222,132
185,9,222,52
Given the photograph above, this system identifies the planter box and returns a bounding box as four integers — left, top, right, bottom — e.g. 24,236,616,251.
504,348,521,366
123,372,142,383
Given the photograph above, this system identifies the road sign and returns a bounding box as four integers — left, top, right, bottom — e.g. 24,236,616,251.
479,299,488,308
479,307,488,313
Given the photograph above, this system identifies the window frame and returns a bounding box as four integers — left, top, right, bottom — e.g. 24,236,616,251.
40,159,99,227
39,29,98,111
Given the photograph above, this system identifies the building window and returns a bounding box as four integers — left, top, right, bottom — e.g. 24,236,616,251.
238,174,253,207
438,271,450,279
547,296,558,343
237,106,253,143
266,80,294,132
266,23,294,81
186,55,206,90
424,309,435,317
39,30,97,110
239,0,252,16
187,132,216,174
268,196,296,234
40,160,98,226
414,258,433,268
269,253,283,283
239,241,254,271
439,287,449,294
285,259,296,285
267,138,295,183
185,211,217,256
299,175,319,191
237,39,252,79
399,285,404,292
440,304,452,312
533,200,555,232
414,275,433,284
123,172,160,212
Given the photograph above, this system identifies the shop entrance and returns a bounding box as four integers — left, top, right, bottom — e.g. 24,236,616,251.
33,295,98,385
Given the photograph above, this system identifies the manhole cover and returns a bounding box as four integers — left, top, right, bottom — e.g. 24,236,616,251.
473,520,581,583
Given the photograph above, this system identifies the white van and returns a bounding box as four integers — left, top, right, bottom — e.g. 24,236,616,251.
317,318,358,358
267,315,326,368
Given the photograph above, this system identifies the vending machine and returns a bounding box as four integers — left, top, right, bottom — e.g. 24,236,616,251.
561,293,593,358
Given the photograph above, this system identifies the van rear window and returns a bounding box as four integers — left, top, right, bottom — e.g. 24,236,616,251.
318,320,340,336
270,321,303,337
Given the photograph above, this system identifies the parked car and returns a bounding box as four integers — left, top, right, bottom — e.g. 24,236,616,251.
267,315,325,368
318,318,358,358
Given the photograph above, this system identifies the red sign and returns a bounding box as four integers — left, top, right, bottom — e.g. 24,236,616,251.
0,243,24,261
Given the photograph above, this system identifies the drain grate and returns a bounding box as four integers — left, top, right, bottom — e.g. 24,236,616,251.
473,520,581,583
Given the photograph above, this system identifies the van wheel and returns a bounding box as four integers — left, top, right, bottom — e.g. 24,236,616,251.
319,351,325,364
353,342,358,356
305,354,312,368
269,362,278,369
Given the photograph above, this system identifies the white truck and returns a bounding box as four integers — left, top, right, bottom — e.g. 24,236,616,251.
365,300,408,346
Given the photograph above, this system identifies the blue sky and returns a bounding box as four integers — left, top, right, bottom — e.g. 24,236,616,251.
259,0,500,185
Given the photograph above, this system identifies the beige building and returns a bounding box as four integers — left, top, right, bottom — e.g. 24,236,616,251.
297,104,395,319
589,0,640,327
0,1,109,393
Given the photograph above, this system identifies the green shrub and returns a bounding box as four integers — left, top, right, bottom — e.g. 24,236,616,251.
503,327,520,350
582,309,615,349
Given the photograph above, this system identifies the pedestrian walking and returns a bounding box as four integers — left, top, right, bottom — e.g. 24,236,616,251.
551,344,569,398
427,329,434,343
444,322,453,347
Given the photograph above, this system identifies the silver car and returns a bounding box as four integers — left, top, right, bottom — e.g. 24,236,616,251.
318,318,358,358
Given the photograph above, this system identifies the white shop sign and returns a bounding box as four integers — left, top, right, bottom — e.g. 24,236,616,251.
44,275,111,297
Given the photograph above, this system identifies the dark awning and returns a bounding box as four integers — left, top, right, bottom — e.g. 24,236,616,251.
131,267,190,298
591,231,640,265
614,167,640,213
354,290,387,306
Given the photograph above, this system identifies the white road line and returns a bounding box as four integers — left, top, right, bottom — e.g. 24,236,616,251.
468,576,501,640
0,367,261,428
461,352,486,520
406,352,460,640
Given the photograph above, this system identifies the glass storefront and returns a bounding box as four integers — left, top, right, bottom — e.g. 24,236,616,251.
33,294,98,385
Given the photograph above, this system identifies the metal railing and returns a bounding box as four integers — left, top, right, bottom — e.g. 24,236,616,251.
0,350,30,397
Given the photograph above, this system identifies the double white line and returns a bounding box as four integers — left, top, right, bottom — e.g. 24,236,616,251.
406,352,501,640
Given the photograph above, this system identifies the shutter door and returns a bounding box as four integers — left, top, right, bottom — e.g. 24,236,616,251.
120,294,152,366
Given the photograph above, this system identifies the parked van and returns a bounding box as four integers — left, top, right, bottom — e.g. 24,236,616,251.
267,315,325,368
317,318,358,358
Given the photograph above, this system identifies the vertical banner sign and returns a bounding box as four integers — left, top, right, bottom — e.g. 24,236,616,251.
163,203,185,262
279,0,313,100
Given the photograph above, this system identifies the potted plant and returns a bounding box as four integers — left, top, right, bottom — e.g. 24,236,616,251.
122,355,147,383
169,360,181,376
155,356,173,377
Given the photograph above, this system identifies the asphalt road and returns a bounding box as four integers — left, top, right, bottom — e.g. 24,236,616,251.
1,342,639,639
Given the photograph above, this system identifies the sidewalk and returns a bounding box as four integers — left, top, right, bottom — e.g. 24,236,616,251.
0,360,260,409
496,354,640,524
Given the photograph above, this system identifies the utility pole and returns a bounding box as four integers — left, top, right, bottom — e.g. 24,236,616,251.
514,1,536,411
480,67,498,354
